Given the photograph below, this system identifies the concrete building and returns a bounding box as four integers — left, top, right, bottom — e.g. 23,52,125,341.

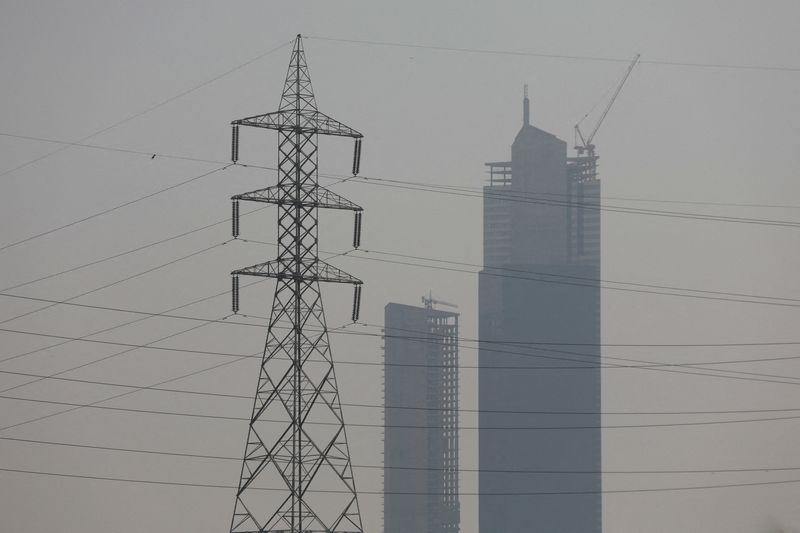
384,301,460,533
479,89,602,533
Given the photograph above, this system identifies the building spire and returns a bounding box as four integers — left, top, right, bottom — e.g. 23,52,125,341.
523,84,530,126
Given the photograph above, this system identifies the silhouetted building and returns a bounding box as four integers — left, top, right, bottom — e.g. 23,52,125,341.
384,301,460,533
479,89,602,533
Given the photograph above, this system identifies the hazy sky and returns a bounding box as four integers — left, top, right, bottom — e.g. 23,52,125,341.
1,1,799,532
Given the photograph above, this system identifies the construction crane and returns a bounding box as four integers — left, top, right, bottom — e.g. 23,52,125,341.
422,291,458,310
574,53,640,157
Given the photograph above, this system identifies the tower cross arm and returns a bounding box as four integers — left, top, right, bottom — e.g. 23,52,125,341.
233,259,362,285
233,185,362,211
233,109,363,138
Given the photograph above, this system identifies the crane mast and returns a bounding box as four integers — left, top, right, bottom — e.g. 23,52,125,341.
575,53,640,157
568,53,638,265
422,291,458,310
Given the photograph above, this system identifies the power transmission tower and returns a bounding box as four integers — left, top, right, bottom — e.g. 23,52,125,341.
227,34,365,533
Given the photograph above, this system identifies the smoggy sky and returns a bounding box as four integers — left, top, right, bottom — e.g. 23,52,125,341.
1,2,799,532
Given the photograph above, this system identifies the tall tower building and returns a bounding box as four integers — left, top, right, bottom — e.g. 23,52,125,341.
384,301,460,533
479,89,602,533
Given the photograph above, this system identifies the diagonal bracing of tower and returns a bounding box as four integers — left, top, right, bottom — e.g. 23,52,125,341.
227,34,366,533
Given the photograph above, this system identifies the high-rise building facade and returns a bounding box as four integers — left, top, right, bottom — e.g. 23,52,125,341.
384,302,460,533
479,90,602,533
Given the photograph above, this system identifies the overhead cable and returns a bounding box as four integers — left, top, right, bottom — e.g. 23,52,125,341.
307,36,800,73
0,40,291,181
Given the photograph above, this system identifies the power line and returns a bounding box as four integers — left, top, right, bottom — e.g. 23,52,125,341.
5,131,800,211
7,220,795,371
5,291,799,348
345,173,800,232
5,261,800,412
236,238,800,309
0,245,796,436
0,240,230,332
5,145,796,247
0,280,264,405
0,40,291,182
241,168,800,230
0,169,366,295
2,313,797,434
349,175,800,229
0,248,351,377
281,167,800,230
4,435,800,475
370,320,800,386
2,465,800,496
0,326,258,362
4,221,796,389
356,252,800,308
5,316,800,377
3,368,800,417
0,315,249,433
356,248,800,306
5,393,800,430
341,320,800,387
6,200,795,313
0,165,231,254
307,36,800,73
310,36,639,64
3,135,798,298
0,329,260,436
0,167,350,295
5,277,800,405
0,275,261,369
5,298,800,391
412,175,800,210
0,208,268,293
354,248,800,308
0,132,225,166
0,279,268,412
3,134,799,280
0,257,353,432
5,312,800,385
374,318,800,350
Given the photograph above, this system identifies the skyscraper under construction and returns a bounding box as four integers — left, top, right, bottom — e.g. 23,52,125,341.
480,88,601,532
384,300,460,533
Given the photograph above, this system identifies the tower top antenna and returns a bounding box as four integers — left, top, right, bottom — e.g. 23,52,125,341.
523,84,530,126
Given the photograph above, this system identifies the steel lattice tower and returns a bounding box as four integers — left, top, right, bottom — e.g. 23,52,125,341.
227,34,365,533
